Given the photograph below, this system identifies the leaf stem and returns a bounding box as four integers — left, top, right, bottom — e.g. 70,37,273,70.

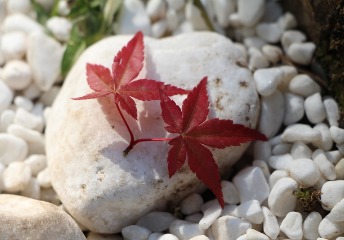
123,138,172,156
115,102,135,145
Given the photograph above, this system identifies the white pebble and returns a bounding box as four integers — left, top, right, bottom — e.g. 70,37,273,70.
14,108,44,132
268,154,294,170
234,200,263,224
325,150,343,165
246,229,269,240
2,60,32,90
277,12,297,30
258,90,284,138
283,93,304,125
0,31,27,61
315,174,327,190
233,166,270,204
330,126,344,144
281,124,321,145
328,198,344,222
324,97,340,126
314,123,333,151
244,37,266,49
57,0,70,16
184,213,203,223
318,216,344,239
236,0,265,27
157,234,178,240
39,86,60,106
269,134,283,146
24,154,47,176
253,141,271,161
27,32,64,91
278,65,298,91
165,0,184,11
37,168,51,188
304,93,326,124
3,13,44,34
287,42,316,65
166,10,180,31
268,177,298,217
221,180,240,204
256,22,283,43
313,149,336,181
180,193,203,215
338,143,344,155
146,0,166,19
137,211,176,232
149,233,163,240
46,17,72,42
199,200,222,230
335,158,344,180
0,82,14,114
262,206,279,239
0,109,15,132
3,161,31,192
261,0,283,22
121,225,151,240
211,216,251,240
6,0,32,14
185,2,208,30
272,143,292,155
261,45,282,64
289,74,321,97
303,212,322,240
287,158,320,187
281,30,306,52
321,180,344,210
220,204,237,217
253,67,283,96
213,0,235,27
290,141,312,159
23,83,41,100
280,212,303,240
248,47,269,70
269,170,288,188
169,220,204,240
252,160,270,180
0,133,28,165
7,124,44,144
189,236,209,240
21,177,40,199
152,20,167,38
14,96,33,112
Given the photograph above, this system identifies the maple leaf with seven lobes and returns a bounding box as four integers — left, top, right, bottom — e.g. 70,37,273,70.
160,77,267,207
73,31,187,119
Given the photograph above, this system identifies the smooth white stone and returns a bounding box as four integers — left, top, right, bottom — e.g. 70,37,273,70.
37,168,51,188
24,154,47,176
0,82,14,114
278,12,298,30
169,220,204,240
2,60,32,90
281,30,306,52
46,32,260,233
7,124,44,144
287,158,320,187
234,200,263,224
253,141,271,162
57,0,70,16
324,98,340,127
146,0,166,19
262,206,279,239
248,47,270,71
157,234,179,240
314,123,333,151
335,158,344,180
261,0,283,22
27,32,63,92
236,0,265,26
117,0,151,35
152,20,167,38
87,232,123,240
325,150,342,165
330,126,344,144
189,236,209,240
258,90,284,138
289,74,321,97
244,37,266,50
283,93,304,125
32,102,45,118
148,233,163,240
3,14,44,34
184,213,203,223
236,234,247,240
137,211,177,232
287,42,316,65
0,133,28,165
172,21,194,35
46,17,72,42
268,177,298,217
269,136,282,147
303,212,322,240
181,193,204,215
14,108,44,131
166,10,179,31
254,67,283,96
39,86,61,106
199,200,222,230
304,93,326,124
281,124,321,145
23,83,41,100
211,216,251,240
280,212,303,239
261,45,282,64
315,174,327,190
3,161,31,192
233,166,270,204
221,180,240,204
185,2,208,30
338,143,344,155
1,31,27,61
321,180,344,210
121,225,151,240
268,154,294,170
6,0,32,14
0,110,15,132
290,141,312,159
14,96,33,112
278,65,298,91
256,22,283,43
220,204,237,217
21,177,40,199
165,0,184,10
246,229,269,240
272,143,292,155
213,0,235,27
328,198,344,222
269,170,288,189
0,194,86,239
313,149,336,181
318,216,344,239
252,160,270,181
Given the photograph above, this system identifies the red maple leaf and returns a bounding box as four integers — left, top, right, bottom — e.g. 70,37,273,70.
160,77,267,207
73,31,187,120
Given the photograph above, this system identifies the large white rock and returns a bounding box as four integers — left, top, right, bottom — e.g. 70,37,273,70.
46,32,261,233
0,194,86,240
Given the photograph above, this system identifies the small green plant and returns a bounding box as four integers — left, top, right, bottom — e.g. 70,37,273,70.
293,186,322,212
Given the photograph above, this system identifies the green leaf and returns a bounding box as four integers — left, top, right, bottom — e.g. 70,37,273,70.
192,0,215,31
30,0,50,24
61,36,87,77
